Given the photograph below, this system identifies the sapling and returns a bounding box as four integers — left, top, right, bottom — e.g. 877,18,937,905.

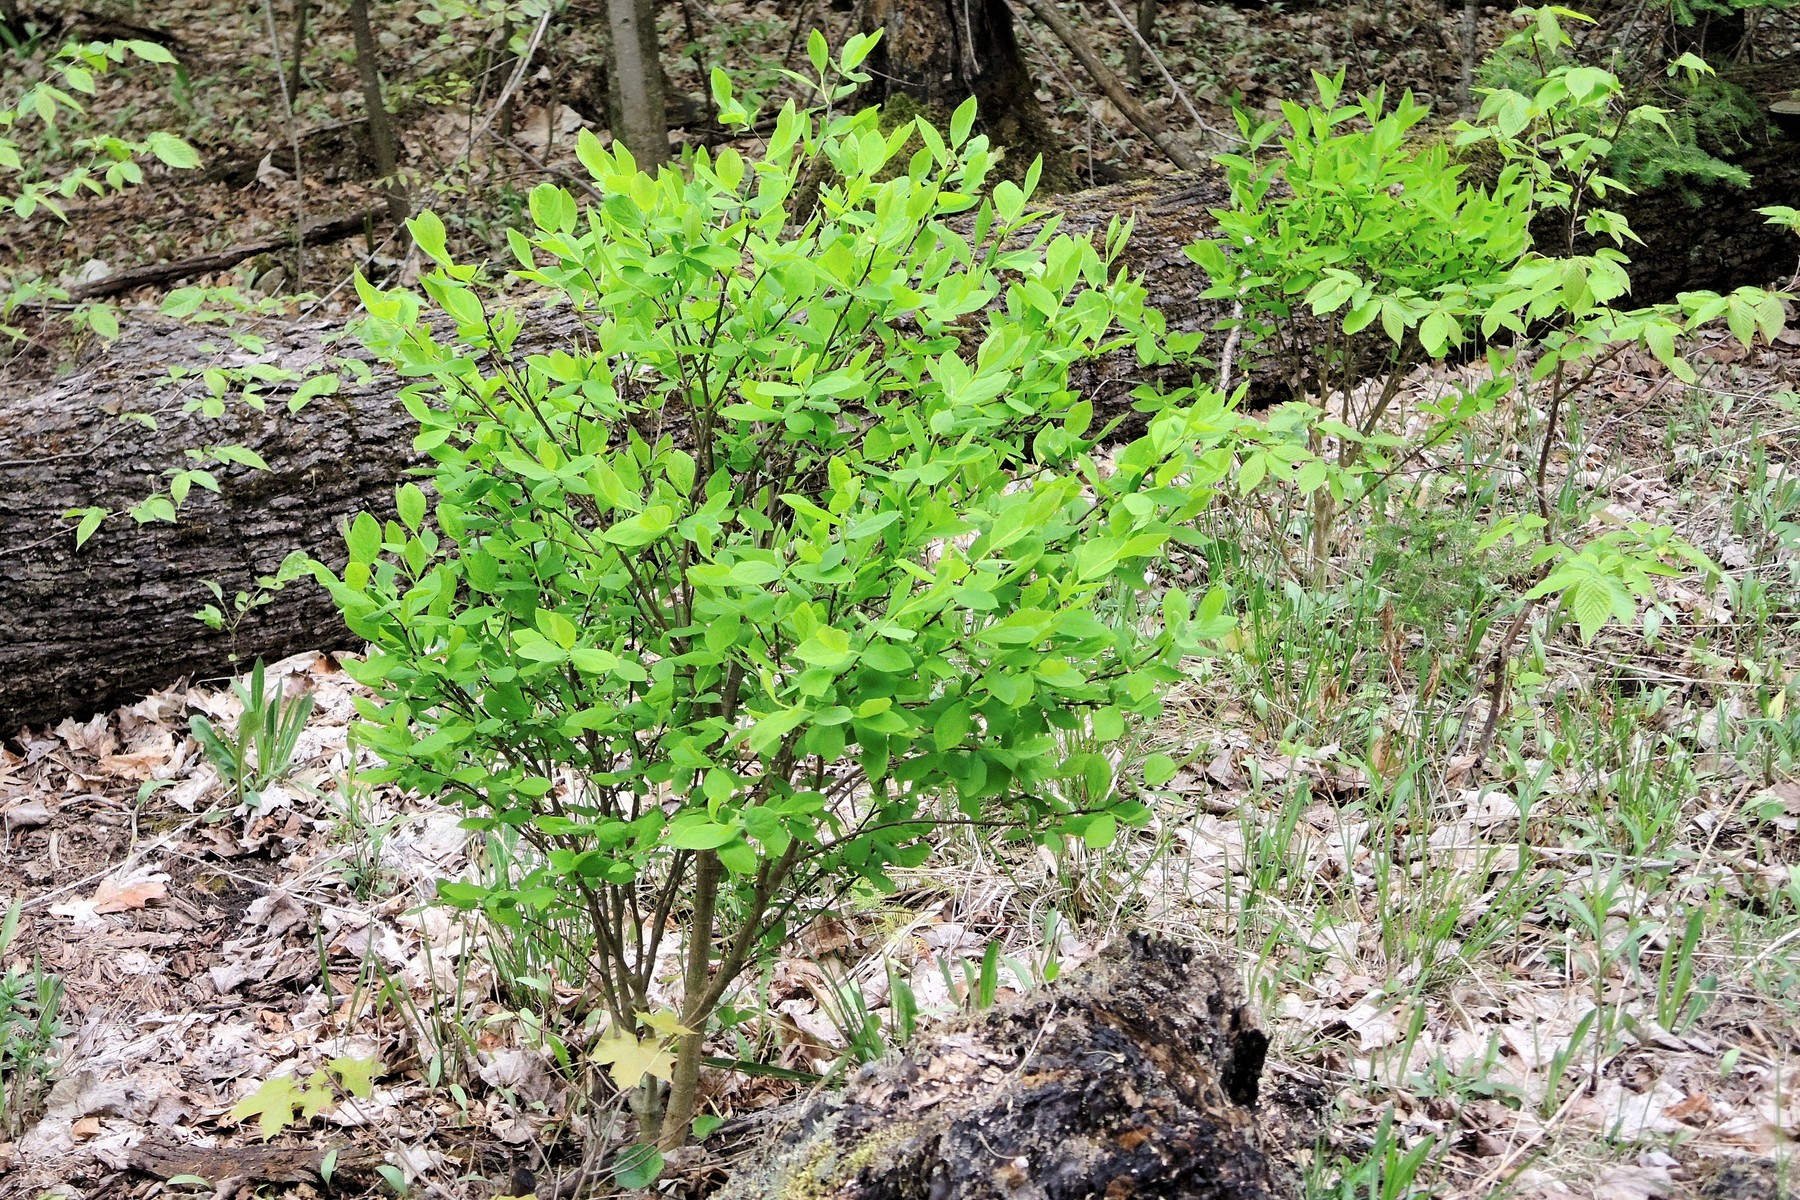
316,34,1237,1151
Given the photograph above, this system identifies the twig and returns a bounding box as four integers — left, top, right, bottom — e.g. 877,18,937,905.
456,4,554,168
261,0,309,289
499,133,605,203
1011,0,1203,172
1014,12,1135,165
1217,300,1244,392
67,208,386,301
1096,0,1231,146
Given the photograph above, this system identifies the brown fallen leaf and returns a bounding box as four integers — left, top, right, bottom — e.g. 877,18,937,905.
91,875,169,914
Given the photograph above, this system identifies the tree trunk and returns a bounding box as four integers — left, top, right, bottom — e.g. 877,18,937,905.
348,0,408,221
712,933,1292,1200
606,0,669,166
3,117,1796,730
287,0,311,103
860,0,1078,191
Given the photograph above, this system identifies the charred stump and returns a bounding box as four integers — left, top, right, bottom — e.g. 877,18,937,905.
716,933,1290,1200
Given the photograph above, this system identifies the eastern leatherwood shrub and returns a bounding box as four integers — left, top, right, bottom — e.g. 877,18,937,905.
314,34,1236,1151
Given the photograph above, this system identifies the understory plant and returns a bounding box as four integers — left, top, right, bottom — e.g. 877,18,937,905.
319,33,1235,1150
0,36,199,343
0,902,65,1139
1189,6,1788,687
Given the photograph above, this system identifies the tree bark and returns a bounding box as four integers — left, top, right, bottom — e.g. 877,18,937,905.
713,933,1290,1200
0,321,416,734
2,115,1796,730
348,0,408,222
606,0,669,166
860,0,1078,191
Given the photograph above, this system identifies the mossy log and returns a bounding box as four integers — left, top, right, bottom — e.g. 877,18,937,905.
1,93,1795,731
716,933,1287,1200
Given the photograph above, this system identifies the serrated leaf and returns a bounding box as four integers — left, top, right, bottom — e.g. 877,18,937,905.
637,1010,695,1038
327,1056,382,1098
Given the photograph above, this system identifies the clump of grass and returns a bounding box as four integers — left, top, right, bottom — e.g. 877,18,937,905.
0,902,65,1138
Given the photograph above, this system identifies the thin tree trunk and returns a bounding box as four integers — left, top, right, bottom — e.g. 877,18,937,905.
348,0,409,221
1126,0,1155,82
1460,0,1478,115
606,0,669,165
661,850,720,1149
287,0,311,102
861,0,1077,191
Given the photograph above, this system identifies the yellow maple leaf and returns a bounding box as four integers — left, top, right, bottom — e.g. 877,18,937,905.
636,1009,694,1039
591,1029,677,1090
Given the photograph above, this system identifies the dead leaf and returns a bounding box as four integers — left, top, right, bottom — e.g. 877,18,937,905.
3,799,52,831
91,875,168,914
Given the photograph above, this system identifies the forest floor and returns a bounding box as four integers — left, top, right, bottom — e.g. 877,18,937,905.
4,0,1800,1197
3,326,1797,1200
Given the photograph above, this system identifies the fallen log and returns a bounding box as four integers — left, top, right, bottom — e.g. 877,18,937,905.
67,208,388,301
2,105,1795,730
712,932,1291,1200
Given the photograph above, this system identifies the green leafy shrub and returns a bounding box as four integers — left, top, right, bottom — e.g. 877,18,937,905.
0,37,199,342
1187,7,1792,774
1186,68,1535,570
0,903,65,1139
317,34,1235,1149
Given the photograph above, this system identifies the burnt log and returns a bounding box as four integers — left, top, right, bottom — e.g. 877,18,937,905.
714,933,1289,1200
2,104,1796,731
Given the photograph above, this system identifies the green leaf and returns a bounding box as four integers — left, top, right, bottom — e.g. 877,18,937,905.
614,1144,665,1190
1142,753,1178,787
326,1056,382,1098
346,510,382,564
603,505,674,547
667,816,739,850
950,96,977,148
1083,813,1118,850
1091,706,1126,743
69,506,107,547
407,211,451,265
231,1075,310,1139
145,130,199,169
396,483,427,531
570,646,622,674
794,625,854,670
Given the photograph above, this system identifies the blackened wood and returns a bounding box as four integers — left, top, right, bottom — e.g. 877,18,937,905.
715,933,1289,1200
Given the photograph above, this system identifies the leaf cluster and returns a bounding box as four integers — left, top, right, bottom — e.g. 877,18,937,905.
314,38,1237,1140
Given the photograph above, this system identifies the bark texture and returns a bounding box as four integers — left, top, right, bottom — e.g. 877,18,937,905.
0,320,414,733
859,0,1077,191
1,109,1794,729
715,932,1287,1200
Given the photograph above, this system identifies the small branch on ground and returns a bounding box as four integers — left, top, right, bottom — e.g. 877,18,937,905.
67,208,387,301
1011,0,1204,172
